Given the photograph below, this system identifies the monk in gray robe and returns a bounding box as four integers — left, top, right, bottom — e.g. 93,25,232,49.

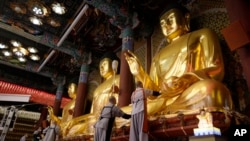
129,81,159,141
94,96,131,141
42,120,60,141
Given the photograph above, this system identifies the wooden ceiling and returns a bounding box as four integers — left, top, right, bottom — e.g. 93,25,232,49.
0,0,173,108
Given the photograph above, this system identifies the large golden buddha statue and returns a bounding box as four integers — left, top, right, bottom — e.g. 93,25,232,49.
124,3,233,115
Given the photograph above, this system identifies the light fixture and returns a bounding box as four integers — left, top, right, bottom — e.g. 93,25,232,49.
13,47,29,57
2,50,12,57
0,43,8,49
10,40,22,47
27,0,50,17
47,18,61,27
29,16,43,26
1,39,41,63
28,47,38,53
9,2,27,14
51,2,66,15
30,54,40,61
32,6,43,15
18,57,27,62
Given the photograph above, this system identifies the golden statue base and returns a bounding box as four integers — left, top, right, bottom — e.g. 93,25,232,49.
61,111,230,141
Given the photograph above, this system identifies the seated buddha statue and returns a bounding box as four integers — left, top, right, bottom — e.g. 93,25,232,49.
124,3,233,115
61,83,77,123
64,52,127,137
47,83,78,137
90,52,121,117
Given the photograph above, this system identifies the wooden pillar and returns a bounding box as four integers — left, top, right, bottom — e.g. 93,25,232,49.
52,76,65,116
73,64,89,117
53,83,64,116
222,0,250,90
38,106,48,128
118,26,134,107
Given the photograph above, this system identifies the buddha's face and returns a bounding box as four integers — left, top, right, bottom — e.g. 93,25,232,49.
160,9,188,39
68,83,77,98
99,58,113,79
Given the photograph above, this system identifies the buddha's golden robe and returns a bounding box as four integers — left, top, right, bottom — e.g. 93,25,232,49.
126,28,233,115
65,75,123,137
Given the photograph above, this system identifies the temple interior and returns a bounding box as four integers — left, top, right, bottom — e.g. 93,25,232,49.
1,0,250,141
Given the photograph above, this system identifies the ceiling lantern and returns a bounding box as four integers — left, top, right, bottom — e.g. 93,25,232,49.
18,57,27,62
2,50,12,57
29,16,43,26
10,40,22,47
51,2,66,15
47,18,61,27
0,40,41,63
28,47,38,53
0,43,8,49
13,47,29,57
9,2,27,14
30,54,40,61
27,0,50,17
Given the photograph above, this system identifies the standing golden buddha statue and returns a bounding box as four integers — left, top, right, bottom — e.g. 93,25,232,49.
124,3,233,115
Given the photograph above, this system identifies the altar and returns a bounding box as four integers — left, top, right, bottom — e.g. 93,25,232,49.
62,111,230,141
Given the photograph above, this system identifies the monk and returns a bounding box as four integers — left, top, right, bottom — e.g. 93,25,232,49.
94,96,131,141
124,3,233,115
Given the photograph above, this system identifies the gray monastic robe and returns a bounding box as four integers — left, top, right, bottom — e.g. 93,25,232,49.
94,103,126,141
129,88,154,141
42,124,60,141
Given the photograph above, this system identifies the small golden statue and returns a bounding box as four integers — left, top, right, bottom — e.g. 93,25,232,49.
61,83,77,123
196,109,213,129
194,109,221,136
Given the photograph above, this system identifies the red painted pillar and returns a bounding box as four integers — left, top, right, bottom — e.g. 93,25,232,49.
73,64,89,117
52,76,65,116
223,0,250,90
53,84,64,116
118,26,134,107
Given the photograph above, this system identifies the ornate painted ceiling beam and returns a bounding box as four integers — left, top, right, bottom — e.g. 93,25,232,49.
84,0,129,29
84,0,127,18
0,60,57,78
84,0,139,38
0,22,81,59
